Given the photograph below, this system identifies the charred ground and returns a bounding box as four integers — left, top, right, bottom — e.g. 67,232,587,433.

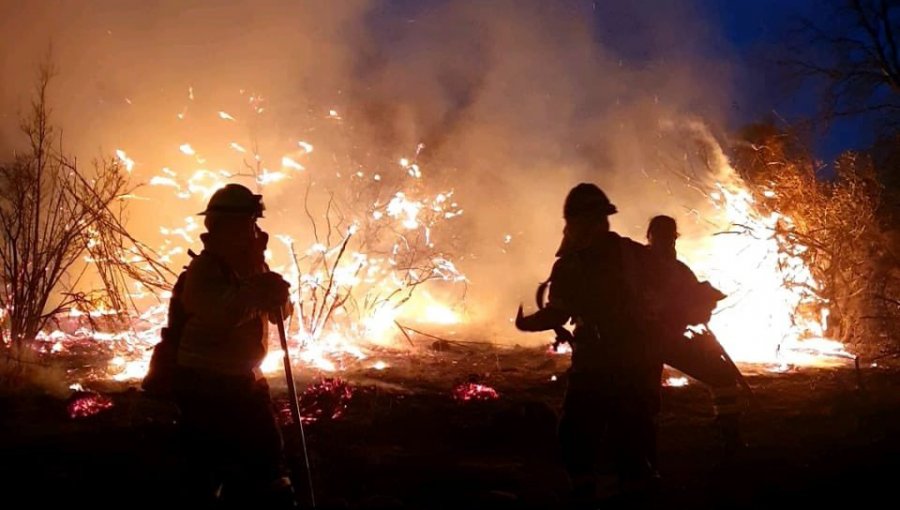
2,344,899,509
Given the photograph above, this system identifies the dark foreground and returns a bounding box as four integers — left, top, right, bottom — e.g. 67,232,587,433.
2,344,899,508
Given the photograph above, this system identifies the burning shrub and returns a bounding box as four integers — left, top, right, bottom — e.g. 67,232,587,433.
732,122,891,348
280,170,466,351
124,89,469,374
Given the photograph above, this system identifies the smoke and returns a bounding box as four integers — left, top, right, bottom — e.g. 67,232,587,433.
0,0,743,344
341,1,740,336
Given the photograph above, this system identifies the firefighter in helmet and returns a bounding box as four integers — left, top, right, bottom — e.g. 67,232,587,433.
516,183,663,504
173,183,296,507
645,215,746,460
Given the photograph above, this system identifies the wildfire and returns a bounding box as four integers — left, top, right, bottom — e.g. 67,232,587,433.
32,89,855,391
676,122,852,366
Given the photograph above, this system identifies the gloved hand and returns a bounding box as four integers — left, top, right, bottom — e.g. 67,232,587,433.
250,226,270,270
515,304,526,330
245,271,291,311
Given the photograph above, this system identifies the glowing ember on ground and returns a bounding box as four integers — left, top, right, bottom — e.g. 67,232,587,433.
67,392,114,419
372,360,388,370
278,377,354,425
548,343,572,355
452,382,500,402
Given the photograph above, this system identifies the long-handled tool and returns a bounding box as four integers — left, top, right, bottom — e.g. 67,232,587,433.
698,326,755,405
276,308,316,508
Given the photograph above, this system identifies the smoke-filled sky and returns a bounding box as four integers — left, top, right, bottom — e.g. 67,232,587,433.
0,0,860,339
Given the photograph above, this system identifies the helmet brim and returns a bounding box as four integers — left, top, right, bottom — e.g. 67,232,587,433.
197,208,264,218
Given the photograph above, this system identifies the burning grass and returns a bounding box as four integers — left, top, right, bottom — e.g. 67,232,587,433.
2,83,885,395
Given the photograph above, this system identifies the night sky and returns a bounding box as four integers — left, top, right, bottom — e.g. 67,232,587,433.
594,0,873,161
704,0,873,161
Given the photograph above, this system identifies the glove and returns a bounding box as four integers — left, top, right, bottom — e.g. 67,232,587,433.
250,226,270,270
245,271,290,311
515,304,526,330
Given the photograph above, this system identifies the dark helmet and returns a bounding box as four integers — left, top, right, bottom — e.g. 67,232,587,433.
198,183,265,218
647,215,678,241
563,183,617,220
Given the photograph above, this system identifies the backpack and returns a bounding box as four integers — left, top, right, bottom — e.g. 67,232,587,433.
141,250,240,397
621,243,725,330
140,266,191,398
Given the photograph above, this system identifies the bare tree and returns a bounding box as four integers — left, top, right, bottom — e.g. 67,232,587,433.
0,64,172,377
785,0,900,121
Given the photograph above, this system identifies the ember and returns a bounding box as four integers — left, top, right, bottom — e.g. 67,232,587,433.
548,343,572,355
452,382,500,402
280,377,354,425
67,392,114,419
664,376,690,388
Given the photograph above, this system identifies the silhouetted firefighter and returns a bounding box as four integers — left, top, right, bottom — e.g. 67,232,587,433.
516,183,664,505
143,184,297,508
644,215,748,463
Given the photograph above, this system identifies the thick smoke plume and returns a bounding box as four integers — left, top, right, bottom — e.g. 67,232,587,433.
1,0,742,344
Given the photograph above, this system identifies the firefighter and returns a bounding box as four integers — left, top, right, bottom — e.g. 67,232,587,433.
173,183,296,508
646,215,746,459
516,183,663,504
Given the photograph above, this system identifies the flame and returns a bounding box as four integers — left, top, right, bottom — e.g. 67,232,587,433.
398,292,461,325
48,95,850,391
676,121,849,366
664,376,689,387
150,176,180,189
115,149,135,173
281,156,305,171
257,169,287,185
